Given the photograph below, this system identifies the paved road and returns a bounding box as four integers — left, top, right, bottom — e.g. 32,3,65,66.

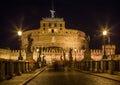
26,67,120,85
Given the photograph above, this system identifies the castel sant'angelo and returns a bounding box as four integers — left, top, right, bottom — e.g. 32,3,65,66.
0,10,116,63
21,10,89,63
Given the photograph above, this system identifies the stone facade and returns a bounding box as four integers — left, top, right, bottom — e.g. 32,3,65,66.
91,44,116,60
21,16,87,63
0,44,119,63
0,49,26,60
22,18,86,50
1,12,117,63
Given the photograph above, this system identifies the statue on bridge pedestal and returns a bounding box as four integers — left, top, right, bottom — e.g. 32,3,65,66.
83,35,91,61
26,33,33,60
69,48,73,67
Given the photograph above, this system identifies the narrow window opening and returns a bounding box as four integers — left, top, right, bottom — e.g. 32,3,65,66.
43,28,45,30
60,28,62,30
52,29,54,33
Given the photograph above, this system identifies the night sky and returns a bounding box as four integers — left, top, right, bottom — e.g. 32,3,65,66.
0,0,120,52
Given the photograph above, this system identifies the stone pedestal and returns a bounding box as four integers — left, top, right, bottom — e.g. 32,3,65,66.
25,61,29,72
16,61,22,75
10,60,16,77
88,61,91,71
90,61,93,72
108,60,114,74
22,61,26,73
86,61,89,71
84,61,87,70
79,62,81,69
119,61,120,72
5,61,12,79
0,60,5,81
94,61,99,72
100,60,109,73
100,60,105,72
79,62,82,70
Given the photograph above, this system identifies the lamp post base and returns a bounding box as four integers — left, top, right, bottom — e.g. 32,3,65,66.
18,50,23,60
103,55,107,59
18,56,23,60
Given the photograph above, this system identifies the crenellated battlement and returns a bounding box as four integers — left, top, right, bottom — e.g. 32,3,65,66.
90,49,103,55
10,50,26,53
0,49,26,60
90,49,103,60
0,44,118,61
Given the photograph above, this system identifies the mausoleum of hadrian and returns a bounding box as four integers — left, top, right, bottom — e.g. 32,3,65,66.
21,10,88,63
0,10,118,63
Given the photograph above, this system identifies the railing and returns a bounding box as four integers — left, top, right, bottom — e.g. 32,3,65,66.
0,59,31,81
74,59,120,74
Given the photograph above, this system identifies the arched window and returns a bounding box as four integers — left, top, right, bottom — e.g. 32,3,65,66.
52,29,54,33
43,28,45,30
54,23,57,27
60,24,62,27
43,23,45,27
60,28,62,30
49,23,51,27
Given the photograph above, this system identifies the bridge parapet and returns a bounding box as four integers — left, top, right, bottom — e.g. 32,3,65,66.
74,59,120,75
0,59,31,81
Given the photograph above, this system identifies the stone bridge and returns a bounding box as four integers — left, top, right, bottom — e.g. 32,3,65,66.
0,59,30,81
1,58,120,84
74,59,120,74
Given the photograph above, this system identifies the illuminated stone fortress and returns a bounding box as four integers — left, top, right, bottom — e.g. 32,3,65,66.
21,10,87,63
0,10,118,63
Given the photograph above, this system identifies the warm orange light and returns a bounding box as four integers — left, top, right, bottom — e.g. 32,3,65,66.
36,49,39,52
18,30,22,36
74,48,77,52
102,30,107,36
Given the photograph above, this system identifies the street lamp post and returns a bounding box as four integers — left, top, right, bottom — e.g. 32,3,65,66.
74,48,77,62
36,48,39,61
63,50,66,65
18,30,23,60
69,48,73,67
102,30,108,59
36,48,42,68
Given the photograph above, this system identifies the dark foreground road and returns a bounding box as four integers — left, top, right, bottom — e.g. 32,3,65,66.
26,67,120,85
